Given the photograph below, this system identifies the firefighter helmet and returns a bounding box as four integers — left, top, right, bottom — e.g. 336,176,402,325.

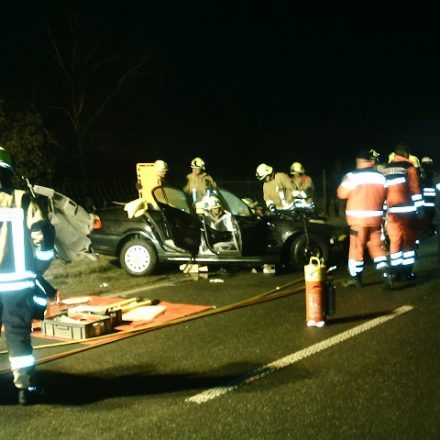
154,160,168,173
256,163,273,180
206,195,222,210
369,148,380,162
421,156,433,165
409,154,421,168
290,162,305,175
388,152,395,163
191,157,205,170
0,146,12,169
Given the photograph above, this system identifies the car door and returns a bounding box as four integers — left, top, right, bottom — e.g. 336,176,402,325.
218,188,270,255
152,186,201,254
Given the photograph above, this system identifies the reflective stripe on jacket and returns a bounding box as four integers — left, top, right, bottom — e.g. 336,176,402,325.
337,165,386,227
383,155,422,214
0,190,54,292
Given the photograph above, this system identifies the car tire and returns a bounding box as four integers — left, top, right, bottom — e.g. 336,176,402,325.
120,239,157,276
289,233,329,270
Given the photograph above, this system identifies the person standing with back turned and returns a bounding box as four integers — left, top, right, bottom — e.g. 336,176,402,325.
382,143,422,281
337,149,390,287
0,146,55,405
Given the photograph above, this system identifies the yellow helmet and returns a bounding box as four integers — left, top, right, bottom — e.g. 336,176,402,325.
421,156,433,165
369,148,380,162
408,154,421,168
191,157,205,170
256,163,273,180
0,146,12,169
290,162,305,175
154,160,168,173
388,152,395,163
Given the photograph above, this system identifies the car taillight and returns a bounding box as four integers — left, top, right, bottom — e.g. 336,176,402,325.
93,215,102,230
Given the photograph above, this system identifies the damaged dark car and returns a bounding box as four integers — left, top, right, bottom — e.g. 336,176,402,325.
90,185,347,276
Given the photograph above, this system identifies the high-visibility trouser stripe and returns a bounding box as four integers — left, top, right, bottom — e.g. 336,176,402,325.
423,188,435,196
402,250,415,266
390,252,403,267
388,206,417,213
374,256,388,270
348,259,363,277
345,210,383,218
33,295,48,307
0,280,35,292
0,271,36,282
9,354,35,370
424,202,435,207
36,249,54,261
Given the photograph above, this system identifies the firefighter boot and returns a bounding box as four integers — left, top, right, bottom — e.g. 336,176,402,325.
342,273,362,288
379,266,393,287
18,386,46,405
401,265,417,281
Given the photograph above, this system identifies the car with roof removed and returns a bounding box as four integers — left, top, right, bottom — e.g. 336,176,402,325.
90,185,347,276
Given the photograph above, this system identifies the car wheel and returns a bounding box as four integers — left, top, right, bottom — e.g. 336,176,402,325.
289,233,329,270
120,239,157,276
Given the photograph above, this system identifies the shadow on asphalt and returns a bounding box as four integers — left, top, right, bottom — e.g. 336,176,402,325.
327,310,394,326
0,364,261,406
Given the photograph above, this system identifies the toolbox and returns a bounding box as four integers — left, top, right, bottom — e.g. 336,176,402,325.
42,312,112,340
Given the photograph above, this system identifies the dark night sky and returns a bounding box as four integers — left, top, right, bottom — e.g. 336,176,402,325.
1,1,440,182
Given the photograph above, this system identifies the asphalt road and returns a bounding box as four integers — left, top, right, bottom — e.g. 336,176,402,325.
1,236,440,439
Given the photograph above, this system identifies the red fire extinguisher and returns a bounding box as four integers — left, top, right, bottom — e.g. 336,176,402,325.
304,256,326,327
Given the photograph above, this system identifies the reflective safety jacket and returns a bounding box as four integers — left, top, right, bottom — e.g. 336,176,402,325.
337,164,386,227
263,172,294,209
0,189,54,292
183,172,217,202
383,155,422,214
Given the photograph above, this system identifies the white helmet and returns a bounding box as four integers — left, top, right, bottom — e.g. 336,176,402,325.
206,196,222,209
154,160,168,173
256,163,273,180
421,156,433,165
290,162,305,175
191,157,205,170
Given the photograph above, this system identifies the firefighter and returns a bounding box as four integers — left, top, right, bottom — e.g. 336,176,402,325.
431,170,440,268
0,146,55,405
337,149,389,287
183,157,217,203
204,196,234,232
256,163,294,211
383,143,422,281
289,162,315,206
154,160,168,186
420,156,435,234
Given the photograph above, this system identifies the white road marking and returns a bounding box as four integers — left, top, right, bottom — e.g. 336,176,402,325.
186,305,414,404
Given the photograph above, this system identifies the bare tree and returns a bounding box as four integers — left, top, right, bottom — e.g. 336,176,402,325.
48,14,145,179
0,98,55,184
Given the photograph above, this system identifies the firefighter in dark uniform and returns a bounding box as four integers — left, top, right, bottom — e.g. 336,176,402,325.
383,143,422,281
0,146,55,404
431,170,440,268
420,156,436,235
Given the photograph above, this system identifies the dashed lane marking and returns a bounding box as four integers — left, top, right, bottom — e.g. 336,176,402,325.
186,304,414,404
